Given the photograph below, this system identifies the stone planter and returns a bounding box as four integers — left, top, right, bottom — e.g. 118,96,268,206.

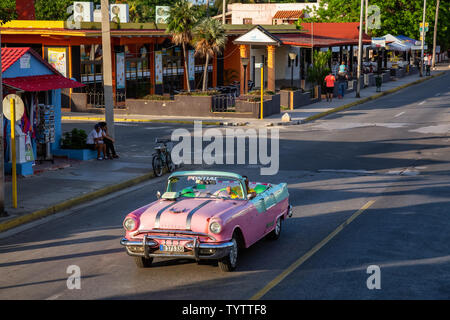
53,148,98,160
71,93,88,112
236,93,280,118
126,95,213,117
280,89,310,109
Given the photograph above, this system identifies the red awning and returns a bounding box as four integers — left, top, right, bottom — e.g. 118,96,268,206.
3,74,84,92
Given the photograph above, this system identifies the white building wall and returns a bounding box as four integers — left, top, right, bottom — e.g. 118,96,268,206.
249,45,301,89
229,2,319,25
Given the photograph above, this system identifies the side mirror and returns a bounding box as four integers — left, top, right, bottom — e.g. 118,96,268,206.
156,191,161,199
248,193,256,200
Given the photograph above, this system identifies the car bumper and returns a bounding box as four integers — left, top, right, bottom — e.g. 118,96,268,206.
120,236,234,260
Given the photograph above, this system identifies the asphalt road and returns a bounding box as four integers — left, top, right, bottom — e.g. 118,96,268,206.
0,72,449,299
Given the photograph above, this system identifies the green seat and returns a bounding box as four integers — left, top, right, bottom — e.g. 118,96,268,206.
254,184,267,194
181,188,195,197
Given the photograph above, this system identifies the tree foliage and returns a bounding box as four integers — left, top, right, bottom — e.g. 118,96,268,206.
0,0,17,24
193,18,227,91
307,50,331,91
302,0,450,50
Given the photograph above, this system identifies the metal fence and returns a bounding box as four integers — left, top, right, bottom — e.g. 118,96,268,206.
212,93,236,112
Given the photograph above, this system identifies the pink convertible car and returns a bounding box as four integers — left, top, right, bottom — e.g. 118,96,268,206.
120,171,292,272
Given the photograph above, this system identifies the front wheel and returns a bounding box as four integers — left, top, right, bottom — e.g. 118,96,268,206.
218,237,238,272
165,152,175,172
134,256,153,268
152,155,163,177
267,216,282,240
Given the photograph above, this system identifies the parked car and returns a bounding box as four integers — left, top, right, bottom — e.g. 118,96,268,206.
120,171,292,271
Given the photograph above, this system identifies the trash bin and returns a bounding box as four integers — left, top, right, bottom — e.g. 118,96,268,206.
375,75,382,92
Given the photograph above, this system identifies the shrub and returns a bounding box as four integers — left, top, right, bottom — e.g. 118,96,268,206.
142,94,172,101
61,129,87,150
248,90,275,96
177,90,220,96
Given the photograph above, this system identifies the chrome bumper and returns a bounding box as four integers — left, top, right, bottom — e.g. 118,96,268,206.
120,235,234,260
288,204,293,218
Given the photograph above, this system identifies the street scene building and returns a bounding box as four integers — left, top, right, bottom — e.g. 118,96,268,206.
0,0,449,305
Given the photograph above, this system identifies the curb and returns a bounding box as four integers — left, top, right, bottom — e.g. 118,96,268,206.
300,71,446,124
62,116,248,127
0,170,158,233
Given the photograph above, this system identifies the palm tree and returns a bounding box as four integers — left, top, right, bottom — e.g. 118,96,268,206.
166,0,198,92
193,18,227,91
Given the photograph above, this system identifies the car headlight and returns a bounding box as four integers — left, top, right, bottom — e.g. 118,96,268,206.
124,218,138,231
209,221,222,234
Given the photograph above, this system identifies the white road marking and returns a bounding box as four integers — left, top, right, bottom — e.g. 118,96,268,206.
318,169,376,175
435,93,441,97
394,111,406,118
410,124,450,134
418,101,426,105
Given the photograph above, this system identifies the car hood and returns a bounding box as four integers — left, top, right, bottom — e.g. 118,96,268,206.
137,198,242,232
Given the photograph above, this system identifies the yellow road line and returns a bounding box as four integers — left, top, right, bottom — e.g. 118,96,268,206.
250,199,376,300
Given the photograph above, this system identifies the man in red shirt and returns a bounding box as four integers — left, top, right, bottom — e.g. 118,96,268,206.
324,72,336,102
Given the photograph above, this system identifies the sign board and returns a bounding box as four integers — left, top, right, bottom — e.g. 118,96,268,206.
3,94,25,122
48,48,67,77
155,51,163,85
116,52,125,89
254,63,264,69
411,45,428,50
436,45,440,53
20,53,31,69
188,50,195,81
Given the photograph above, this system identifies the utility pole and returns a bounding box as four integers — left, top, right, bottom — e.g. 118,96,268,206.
432,0,440,69
222,0,226,24
365,0,368,34
101,0,115,139
356,0,364,98
420,0,426,77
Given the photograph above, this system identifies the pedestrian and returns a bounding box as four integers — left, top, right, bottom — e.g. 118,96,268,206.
86,123,107,160
337,72,347,99
324,72,336,102
98,122,119,159
338,61,347,76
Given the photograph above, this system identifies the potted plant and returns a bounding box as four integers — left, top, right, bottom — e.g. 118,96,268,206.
307,50,331,100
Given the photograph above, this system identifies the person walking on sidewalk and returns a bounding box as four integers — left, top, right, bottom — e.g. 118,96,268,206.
98,122,119,159
337,72,347,99
87,124,107,160
324,72,336,102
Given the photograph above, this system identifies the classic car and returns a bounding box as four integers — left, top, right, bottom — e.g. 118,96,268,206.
120,171,292,272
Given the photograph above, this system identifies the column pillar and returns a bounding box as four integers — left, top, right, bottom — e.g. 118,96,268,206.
239,44,248,95
267,45,275,92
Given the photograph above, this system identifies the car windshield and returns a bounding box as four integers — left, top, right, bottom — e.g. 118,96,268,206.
167,175,245,200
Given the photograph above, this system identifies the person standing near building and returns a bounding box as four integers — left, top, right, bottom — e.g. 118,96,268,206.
324,72,336,102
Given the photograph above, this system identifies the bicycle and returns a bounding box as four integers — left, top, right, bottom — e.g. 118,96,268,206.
152,138,175,177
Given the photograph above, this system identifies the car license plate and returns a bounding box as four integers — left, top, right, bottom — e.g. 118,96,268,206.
160,244,185,253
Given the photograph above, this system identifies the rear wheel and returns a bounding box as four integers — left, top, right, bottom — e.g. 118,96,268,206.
267,216,282,240
218,236,238,272
134,256,153,268
152,155,163,177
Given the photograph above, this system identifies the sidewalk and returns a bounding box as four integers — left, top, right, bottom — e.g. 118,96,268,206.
62,62,449,127
1,62,448,235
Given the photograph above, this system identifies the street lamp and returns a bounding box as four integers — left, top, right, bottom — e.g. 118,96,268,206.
241,57,250,94
289,52,297,88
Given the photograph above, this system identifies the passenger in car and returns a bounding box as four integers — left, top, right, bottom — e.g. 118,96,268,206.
243,176,257,198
